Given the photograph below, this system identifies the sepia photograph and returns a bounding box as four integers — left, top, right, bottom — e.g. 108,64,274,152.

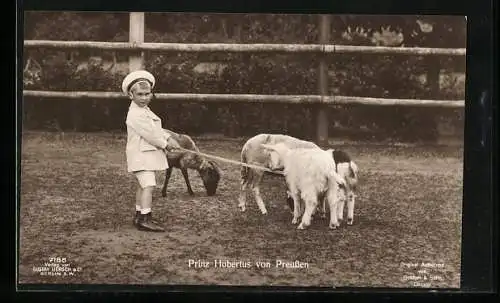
19,12,466,288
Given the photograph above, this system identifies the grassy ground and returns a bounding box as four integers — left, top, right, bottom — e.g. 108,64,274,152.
18,132,463,288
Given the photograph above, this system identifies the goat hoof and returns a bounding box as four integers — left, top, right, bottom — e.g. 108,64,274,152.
161,192,167,197
347,218,353,225
238,205,246,212
297,224,305,230
261,211,268,215
329,224,337,230
292,218,298,224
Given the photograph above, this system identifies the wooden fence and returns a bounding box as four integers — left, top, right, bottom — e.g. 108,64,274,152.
22,12,466,144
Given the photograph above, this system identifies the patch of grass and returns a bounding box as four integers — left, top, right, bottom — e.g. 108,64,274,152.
18,132,463,288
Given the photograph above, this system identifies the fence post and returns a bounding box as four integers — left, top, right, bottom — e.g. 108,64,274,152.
129,12,145,71
316,14,331,146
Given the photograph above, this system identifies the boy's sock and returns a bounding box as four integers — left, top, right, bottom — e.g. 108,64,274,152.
140,208,151,215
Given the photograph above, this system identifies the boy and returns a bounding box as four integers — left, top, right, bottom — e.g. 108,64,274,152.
122,70,181,232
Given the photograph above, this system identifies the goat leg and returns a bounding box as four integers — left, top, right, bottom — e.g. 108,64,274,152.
347,192,356,225
238,178,249,212
319,193,327,219
161,168,173,197
181,168,195,196
327,188,340,230
250,171,267,215
339,188,349,223
289,190,301,224
297,199,316,230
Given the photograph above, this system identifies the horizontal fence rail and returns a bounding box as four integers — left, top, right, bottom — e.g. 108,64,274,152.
22,90,465,108
22,11,467,143
23,40,467,56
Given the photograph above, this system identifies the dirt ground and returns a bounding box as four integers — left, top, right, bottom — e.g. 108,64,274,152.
18,132,463,288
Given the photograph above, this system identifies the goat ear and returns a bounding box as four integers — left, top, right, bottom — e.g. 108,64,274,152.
208,160,222,175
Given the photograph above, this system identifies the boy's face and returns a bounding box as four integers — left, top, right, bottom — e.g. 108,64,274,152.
129,82,153,107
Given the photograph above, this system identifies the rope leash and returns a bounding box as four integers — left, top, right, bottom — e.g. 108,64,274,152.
171,146,285,175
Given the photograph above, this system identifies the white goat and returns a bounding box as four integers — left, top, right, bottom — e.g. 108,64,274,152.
261,142,346,230
318,150,359,225
238,134,319,215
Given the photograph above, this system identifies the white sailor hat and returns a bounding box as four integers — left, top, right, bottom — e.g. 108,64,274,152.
121,70,156,95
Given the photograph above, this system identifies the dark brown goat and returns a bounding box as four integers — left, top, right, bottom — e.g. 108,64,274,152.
161,129,221,197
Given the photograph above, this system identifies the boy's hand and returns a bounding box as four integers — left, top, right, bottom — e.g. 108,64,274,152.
165,137,182,152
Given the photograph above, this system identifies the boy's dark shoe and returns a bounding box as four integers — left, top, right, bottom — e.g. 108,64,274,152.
134,211,161,227
137,213,165,232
